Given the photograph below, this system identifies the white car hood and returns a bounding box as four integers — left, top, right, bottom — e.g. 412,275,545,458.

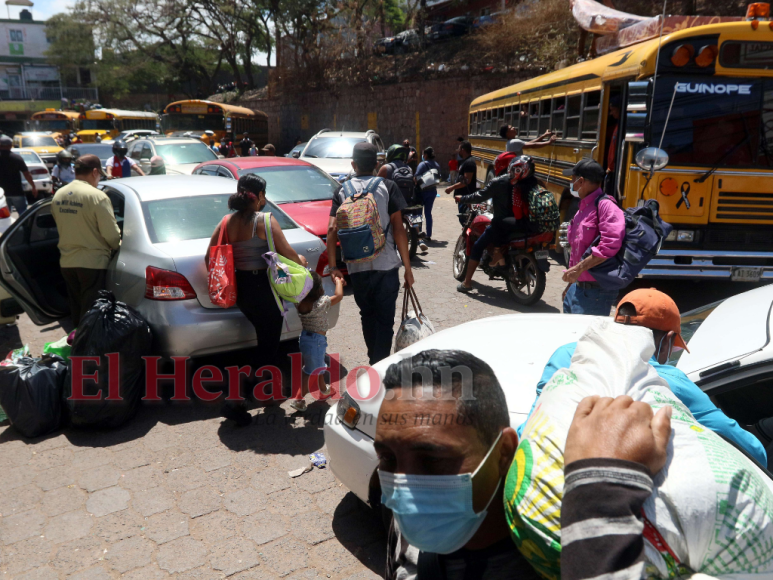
301,157,353,178
164,163,201,176
348,313,598,439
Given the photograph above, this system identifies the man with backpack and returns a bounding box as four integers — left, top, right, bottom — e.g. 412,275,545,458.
378,143,415,205
327,142,415,365
561,159,625,315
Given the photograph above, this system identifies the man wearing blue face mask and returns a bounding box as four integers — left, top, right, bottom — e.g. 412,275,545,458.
377,349,674,580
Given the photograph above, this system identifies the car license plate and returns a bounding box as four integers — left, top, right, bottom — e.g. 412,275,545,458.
535,250,549,260
731,266,762,282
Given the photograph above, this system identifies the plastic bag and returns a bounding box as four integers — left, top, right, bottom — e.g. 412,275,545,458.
44,335,72,361
64,291,153,429
0,355,67,438
1,344,30,366
394,287,435,352
505,319,773,579
208,214,237,308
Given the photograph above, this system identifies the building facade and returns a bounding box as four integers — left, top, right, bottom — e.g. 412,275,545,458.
0,10,97,134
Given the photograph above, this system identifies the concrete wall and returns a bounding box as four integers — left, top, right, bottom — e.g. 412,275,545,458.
241,71,534,169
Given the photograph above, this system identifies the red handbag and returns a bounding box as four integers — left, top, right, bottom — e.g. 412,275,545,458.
208,215,237,308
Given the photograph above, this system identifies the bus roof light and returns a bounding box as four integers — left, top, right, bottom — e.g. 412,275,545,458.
746,3,770,19
670,44,694,67
695,45,718,67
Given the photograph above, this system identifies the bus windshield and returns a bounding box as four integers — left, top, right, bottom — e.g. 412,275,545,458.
83,120,114,130
651,76,773,169
35,120,70,131
162,113,224,133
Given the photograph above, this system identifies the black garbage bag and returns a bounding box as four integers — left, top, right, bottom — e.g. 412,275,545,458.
64,291,153,429
0,355,67,438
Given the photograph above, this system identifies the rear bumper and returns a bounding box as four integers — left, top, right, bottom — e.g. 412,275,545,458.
323,403,378,505
641,249,773,279
133,276,340,358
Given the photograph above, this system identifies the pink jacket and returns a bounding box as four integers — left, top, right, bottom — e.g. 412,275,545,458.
567,188,625,283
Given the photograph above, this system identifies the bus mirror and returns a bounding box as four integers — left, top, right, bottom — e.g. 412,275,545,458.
635,147,669,172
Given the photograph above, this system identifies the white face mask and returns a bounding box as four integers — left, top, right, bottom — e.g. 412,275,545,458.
569,183,580,198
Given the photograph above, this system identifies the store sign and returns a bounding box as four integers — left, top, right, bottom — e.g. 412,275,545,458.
8,43,22,56
25,67,58,82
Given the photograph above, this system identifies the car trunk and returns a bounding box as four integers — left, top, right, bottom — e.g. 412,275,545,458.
153,228,324,311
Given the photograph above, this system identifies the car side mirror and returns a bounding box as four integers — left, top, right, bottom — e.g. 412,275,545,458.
36,213,56,229
292,151,300,158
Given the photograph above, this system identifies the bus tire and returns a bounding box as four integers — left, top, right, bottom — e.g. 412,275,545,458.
484,168,495,187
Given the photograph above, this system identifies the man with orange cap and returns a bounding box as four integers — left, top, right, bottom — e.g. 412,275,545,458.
518,288,767,466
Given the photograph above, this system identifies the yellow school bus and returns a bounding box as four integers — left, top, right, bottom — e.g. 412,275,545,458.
30,109,81,137
77,108,159,142
469,17,773,282
160,100,268,147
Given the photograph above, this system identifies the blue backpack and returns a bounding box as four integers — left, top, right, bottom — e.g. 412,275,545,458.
582,196,673,291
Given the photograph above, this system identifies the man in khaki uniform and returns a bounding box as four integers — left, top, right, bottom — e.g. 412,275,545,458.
51,154,121,326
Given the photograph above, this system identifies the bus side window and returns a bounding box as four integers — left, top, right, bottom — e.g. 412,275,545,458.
566,95,582,140
582,91,601,141
551,97,565,137
539,100,551,135
528,102,539,137
469,113,475,135
518,104,528,136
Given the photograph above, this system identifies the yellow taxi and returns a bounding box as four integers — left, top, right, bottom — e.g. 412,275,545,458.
12,132,62,168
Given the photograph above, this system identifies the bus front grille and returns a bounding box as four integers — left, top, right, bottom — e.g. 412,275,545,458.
716,191,773,221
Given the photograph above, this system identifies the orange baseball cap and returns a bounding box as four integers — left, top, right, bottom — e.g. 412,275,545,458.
614,288,690,352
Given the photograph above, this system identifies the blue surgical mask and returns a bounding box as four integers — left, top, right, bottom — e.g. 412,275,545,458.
569,181,580,197
379,431,503,554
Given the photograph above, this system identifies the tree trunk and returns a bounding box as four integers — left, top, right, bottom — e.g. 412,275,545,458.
419,0,426,48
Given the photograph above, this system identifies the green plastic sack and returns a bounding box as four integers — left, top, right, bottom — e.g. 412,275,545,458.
43,336,71,361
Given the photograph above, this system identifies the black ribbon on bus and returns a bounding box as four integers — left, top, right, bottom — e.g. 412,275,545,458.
677,182,691,210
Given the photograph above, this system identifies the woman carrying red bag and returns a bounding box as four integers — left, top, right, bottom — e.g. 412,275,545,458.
205,174,307,426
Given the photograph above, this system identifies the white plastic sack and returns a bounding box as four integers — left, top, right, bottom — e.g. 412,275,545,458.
394,287,434,352
505,318,773,580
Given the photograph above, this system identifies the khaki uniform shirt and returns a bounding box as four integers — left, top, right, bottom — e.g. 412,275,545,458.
51,180,121,269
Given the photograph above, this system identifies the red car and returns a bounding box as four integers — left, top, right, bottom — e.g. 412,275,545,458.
192,156,343,273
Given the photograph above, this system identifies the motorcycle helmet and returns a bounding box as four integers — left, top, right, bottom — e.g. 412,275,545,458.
112,140,128,157
508,155,535,182
56,149,73,164
385,143,409,164
494,151,516,177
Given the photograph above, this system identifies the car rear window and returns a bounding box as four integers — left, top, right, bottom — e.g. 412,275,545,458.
238,166,339,203
142,195,297,244
156,142,217,165
16,150,42,164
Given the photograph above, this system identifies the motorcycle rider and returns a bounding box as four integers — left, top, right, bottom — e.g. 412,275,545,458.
455,156,540,293
51,149,75,191
379,144,427,252
106,140,145,179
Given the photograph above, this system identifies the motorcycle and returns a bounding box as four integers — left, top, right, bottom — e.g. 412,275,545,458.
452,203,553,305
402,204,424,258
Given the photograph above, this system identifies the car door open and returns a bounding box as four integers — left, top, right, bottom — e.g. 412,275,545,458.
0,199,69,325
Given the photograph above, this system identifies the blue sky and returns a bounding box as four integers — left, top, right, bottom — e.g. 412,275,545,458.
6,0,73,21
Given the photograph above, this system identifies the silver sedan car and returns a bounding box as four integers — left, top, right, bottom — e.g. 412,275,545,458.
0,175,339,357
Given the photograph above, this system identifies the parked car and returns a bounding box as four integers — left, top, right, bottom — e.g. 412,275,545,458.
300,129,385,182
0,175,339,357
67,143,114,171
374,29,420,55
428,16,471,42
192,156,339,242
324,285,773,507
14,149,52,196
286,142,307,158
12,132,62,168
112,129,160,143
126,136,218,175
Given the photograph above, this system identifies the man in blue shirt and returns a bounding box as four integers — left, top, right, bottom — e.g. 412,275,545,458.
519,288,767,466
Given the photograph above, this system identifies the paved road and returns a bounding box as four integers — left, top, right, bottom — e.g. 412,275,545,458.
0,192,767,578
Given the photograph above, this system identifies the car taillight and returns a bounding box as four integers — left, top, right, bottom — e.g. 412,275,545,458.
30,168,48,176
144,266,197,300
444,24,453,30
0,205,10,219
316,248,330,277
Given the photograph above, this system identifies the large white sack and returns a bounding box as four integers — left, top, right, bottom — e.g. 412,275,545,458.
504,318,773,580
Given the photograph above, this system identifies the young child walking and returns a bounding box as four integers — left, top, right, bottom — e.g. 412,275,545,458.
290,272,344,412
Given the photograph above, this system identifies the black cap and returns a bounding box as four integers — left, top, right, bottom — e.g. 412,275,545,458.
74,154,107,177
352,141,377,165
562,158,605,183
